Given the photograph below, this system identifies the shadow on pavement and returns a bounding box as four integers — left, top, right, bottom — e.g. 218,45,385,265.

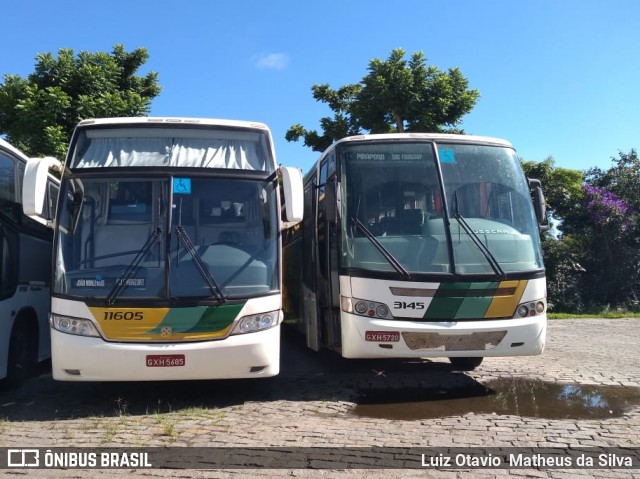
0,327,485,421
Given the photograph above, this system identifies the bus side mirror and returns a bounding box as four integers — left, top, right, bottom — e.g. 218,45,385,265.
280,166,304,225
528,178,549,231
323,179,341,224
23,156,62,227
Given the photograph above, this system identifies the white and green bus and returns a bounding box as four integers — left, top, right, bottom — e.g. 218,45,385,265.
283,133,547,370
23,117,303,381
0,139,59,385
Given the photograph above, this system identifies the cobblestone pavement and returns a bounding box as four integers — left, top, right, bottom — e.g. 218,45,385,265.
0,318,639,478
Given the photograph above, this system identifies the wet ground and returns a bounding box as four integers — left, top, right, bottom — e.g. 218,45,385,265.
0,318,639,478
354,378,640,420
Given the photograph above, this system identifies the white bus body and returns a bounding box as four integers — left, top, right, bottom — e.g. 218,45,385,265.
283,133,547,370
24,118,302,381
0,139,59,384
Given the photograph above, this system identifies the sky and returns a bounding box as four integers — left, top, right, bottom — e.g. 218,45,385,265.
3,0,640,174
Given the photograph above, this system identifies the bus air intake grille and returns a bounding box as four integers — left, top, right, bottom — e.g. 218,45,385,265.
401,331,507,351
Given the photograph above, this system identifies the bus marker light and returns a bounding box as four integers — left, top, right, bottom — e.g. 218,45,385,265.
340,296,353,313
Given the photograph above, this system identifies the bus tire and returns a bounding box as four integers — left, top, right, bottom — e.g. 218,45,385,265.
448,357,483,371
6,319,36,385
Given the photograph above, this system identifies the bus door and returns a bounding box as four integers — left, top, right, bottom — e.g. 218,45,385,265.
302,174,320,350
315,155,341,350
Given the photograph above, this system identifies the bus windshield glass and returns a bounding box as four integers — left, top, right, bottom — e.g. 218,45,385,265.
54,176,279,302
339,141,543,276
68,127,274,172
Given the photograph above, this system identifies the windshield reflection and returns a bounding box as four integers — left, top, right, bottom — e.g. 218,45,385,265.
54,176,279,302
340,141,543,276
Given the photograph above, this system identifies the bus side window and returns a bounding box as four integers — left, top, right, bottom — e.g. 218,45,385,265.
0,152,17,221
318,159,328,200
0,152,16,203
46,179,60,222
0,227,17,300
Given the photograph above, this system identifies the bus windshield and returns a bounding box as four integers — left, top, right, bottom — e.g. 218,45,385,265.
68,126,274,172
339,141,543,276
54,176,279,302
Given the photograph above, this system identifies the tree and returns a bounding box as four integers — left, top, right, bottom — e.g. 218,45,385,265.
521,156,584,236
578,150,640,309
285,83,361,152
0,44,161,159
286,48,480,152
521,158,587,312
524,151,640,312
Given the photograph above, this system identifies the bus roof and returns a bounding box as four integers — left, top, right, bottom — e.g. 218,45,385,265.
0,138,29,163
75,117,271,132
330,133,513,149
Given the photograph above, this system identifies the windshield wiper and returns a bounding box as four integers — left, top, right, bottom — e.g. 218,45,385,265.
453,193,505,279
175,226,226,302
350,217,410,279
174,196,226,302
106,228,161,305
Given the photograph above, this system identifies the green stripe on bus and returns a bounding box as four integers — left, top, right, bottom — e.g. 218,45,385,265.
454,296,494,319
184,303,245,333
424,282,498,320
424,283,469,319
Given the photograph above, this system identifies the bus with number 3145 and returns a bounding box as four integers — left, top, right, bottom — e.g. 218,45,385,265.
23,117,303,381
283,133,547,370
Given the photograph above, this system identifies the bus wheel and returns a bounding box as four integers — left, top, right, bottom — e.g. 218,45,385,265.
449,357,483,371
6,320,36,385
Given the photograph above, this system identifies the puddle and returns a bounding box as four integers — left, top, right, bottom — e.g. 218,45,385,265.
352,378,640,420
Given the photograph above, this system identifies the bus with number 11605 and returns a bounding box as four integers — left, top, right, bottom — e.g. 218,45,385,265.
23,117,303,381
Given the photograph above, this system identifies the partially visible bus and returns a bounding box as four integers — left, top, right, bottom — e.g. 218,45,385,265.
283,133,547,370
0,139,59,385
23,117,303,381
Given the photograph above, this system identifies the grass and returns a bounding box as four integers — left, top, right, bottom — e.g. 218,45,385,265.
154,413,179,439
549,311,640,319
101,422,119,443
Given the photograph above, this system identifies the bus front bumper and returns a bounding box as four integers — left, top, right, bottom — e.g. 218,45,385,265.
50,325,281,381
340,313,546,359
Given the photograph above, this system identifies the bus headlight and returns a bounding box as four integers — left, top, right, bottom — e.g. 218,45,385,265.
343,298,393,319
51,314,100,337
516,300,546,318
233,311,279,334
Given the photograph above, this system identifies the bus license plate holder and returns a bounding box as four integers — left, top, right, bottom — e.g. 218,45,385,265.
146,354,185,367
365,331,400,342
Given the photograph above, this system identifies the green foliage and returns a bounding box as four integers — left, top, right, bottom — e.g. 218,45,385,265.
286,48,480,152
542,238,584,312
0,44,161,158
285,83,361,152
577,150,640,309
525,151,640,312
521,156,584,236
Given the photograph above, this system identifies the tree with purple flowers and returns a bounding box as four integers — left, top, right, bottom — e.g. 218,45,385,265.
577,150,640,309
582,184,634,232
523,150,640,312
